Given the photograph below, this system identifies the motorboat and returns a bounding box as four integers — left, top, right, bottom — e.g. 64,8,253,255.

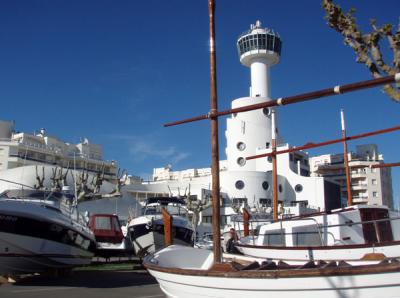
126,196,194,257
88,213,133,257
236,205,400,263
0,189,96,275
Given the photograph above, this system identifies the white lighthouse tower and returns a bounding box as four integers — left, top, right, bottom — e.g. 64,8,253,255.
226,21,282,172
147,21,340,226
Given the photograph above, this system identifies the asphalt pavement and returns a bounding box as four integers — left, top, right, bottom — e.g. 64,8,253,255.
0,266,165,298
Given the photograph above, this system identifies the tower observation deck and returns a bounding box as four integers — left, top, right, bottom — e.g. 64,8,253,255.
237,20,282,98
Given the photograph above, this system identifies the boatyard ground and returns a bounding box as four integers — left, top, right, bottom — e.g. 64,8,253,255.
0,261,164,298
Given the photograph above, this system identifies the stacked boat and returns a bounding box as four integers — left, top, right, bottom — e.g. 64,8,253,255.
0,188,96,275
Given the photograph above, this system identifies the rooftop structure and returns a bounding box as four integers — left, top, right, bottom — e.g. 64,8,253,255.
0,120,117,177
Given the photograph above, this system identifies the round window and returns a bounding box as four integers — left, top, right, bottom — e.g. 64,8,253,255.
235,180,245,190
295,184,303,193
263,107,271,116
262,181,269,190
236,142,246,151
278,184,283,193
237,157,246,167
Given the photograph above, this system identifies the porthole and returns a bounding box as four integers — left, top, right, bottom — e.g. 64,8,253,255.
262,181,269,190
278,184,283,193
295,184,303,193
236,142,246,151
235,180,245,190
263,107,271,116
237,157,246,167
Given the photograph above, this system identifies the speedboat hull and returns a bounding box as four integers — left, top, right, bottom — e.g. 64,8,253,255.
0,199,95,274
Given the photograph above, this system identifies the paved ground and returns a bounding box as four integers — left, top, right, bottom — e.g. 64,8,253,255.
0,266,165,298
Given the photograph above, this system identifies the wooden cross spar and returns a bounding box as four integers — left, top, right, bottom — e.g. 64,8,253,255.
164,74,400,127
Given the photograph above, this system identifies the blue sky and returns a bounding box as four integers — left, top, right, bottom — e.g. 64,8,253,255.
0,1,399,203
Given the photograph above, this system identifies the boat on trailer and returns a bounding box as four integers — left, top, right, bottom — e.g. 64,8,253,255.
126,196,194,257
0,189,96,275
236,205,400,263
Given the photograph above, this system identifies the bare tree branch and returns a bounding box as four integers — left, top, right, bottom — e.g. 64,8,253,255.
322,0,400,101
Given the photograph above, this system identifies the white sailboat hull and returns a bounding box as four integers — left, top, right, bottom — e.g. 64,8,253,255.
144,245,400,298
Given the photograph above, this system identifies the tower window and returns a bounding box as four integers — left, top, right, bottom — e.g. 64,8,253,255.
236,142,246,151
262,181,269,190
235,180,245,190
295,184,303,193
263,107,271,116
278,184,283,193
237,157,246,167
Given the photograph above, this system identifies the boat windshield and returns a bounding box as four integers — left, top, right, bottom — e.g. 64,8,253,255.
143,203,188,217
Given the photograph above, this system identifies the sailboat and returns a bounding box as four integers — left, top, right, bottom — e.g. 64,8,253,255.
143,1,400,297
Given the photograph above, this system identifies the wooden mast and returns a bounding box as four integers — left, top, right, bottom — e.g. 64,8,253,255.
341,109,353,206
208,0,221,264
271,111,279,222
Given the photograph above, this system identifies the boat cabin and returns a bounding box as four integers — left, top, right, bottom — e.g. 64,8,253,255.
88,214,124,244
254,205,398,247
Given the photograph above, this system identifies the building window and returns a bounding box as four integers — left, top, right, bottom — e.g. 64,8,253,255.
372,179,377,185
373,191,378,198
235,180,245,190
295,184,303,193
236,142,246,151
237,157,246,167
267,156,272,163
278,184,283,193
263,107,271,116
262,181,269,190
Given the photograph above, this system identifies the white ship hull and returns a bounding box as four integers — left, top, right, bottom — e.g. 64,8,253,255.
144,245,400,298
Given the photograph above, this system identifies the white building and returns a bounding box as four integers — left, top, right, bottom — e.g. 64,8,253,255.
0,120,117,178
310,144,393,208
126,21,342,222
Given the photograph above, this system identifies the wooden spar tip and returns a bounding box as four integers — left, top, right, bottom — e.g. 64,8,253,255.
163,73,399,127
246,124,400,161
